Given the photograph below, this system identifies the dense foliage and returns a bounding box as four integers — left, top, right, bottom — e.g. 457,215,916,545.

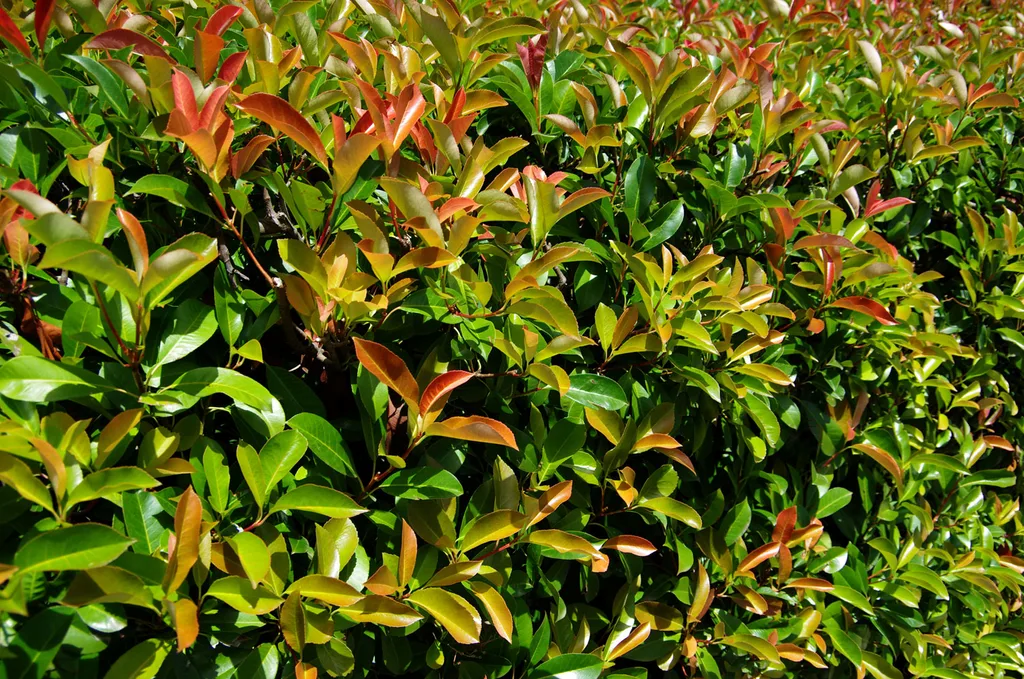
0,0,1022,676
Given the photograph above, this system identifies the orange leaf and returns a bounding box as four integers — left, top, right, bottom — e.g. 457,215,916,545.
87,29,172,61
771,506,797,543
398,520,416,588
352,338,420,409
851,442,904,488
174,598,199,651
232,135,275,178
0,8,32,58
193,30,224,83
784,578,834,591
419,370,474,422
830,296,898,325
164,487,202,593
116,208,149,278
603,535,657,556
736,541,781,576
235,93,328,167
527,480,572,527
426,416,518,449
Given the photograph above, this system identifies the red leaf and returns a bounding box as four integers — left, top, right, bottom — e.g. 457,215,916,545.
193,30,224,83
234,93,328,167
830,296,899,325
0,8,32,58
219,51,247,83
34,0,55,49
419,370,474,419
517,33,548,91
864,197,913,219
171,70,199,132
198,85,230,131
205,5,244,36
87,29,173,61
736,541,781,575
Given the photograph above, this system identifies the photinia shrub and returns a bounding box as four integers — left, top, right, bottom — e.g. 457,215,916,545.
0,0,1022,677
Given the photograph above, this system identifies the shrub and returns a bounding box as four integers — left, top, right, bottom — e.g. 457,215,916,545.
0,0,1022,677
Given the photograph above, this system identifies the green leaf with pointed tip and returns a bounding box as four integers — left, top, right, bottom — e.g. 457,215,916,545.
379,468,463,500
269,485,367,519
205,576,284,615
0,355,116,402
565,374,627,410
15,524,134,574
406,588,482,644
66,467,159,510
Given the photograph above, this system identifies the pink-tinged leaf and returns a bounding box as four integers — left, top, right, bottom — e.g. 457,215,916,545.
830,296,899,326
34,0,55,49
555,187,611,222
87,29,173,61
231,135,275,178
426,416,518,449
0,8,32,58
864,198,913,219
436,198,479,223
784,578,834,591
116,208,150,278
793,234,857,250
205,5,244,36
219,51,247,83
234,93,328,167
352,338,420,409
603,535,657,556
419,371,474,419
171,70,199,133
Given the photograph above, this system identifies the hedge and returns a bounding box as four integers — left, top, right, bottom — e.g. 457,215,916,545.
0,0,1022,677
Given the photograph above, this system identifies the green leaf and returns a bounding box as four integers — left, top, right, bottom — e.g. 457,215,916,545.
816,488,853,518
406,588,482,644
199,438,231,515
128,175,213,216
141,234,218,307
269,484,367,519
268,366,326,419
741,396,780,447
15,524,134,574
722,143,746,188
167,367,276,412
3,607,75,679
287,413,357,478
720,500,751,545
565,374,628,410
638,497,702,529
230,532,271,587
624,155,656,223
379,468,464,500
0,452,55,515
461,510,527,552
214,265,244,347
148,300,217,370
65,55,130,118
529,653,604,679
121,491,164,555
205,576,284,615
830,585,875,614
66,468,159,510
101,639,171,679
0,356,116,402
260,430,308,492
